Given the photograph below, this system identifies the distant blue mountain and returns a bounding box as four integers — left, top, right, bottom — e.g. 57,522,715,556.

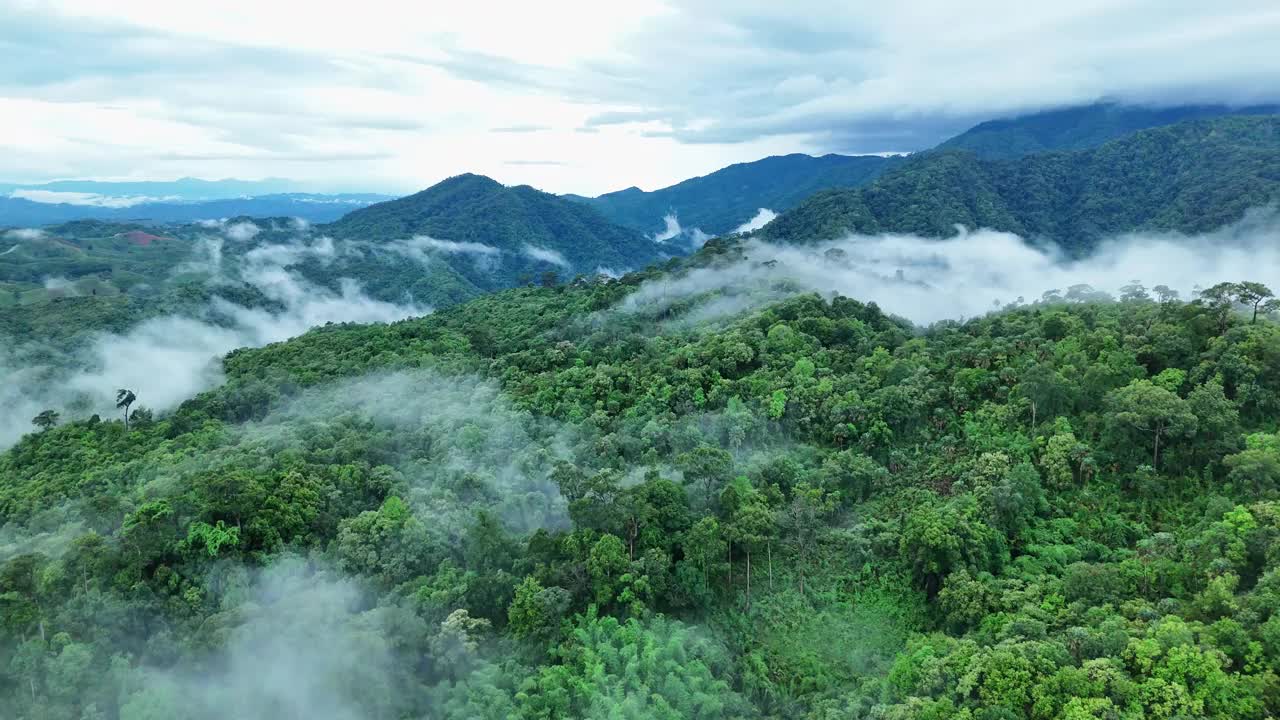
0,193,396,227
0,177,301,202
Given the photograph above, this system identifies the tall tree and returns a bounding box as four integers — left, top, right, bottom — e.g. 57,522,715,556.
1232,281,1278,323
31,410,59,431
1107,379,1199,470
115,389,137,430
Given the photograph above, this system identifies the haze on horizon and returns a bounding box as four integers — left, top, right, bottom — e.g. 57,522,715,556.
3,0,1280,196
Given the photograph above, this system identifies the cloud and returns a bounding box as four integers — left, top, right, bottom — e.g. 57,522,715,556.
619,207,1280,327
5,2,1279,194
557,2,1280,150
650,212,711,247
9,189,175,207
120,558,414,720
504,159,568,166
0,230,429,450
224,221,261,241
732,208,777,234
490,124,551,133
42,276,80,294
521,244,571,268
3,228,47,241
378,235,500,270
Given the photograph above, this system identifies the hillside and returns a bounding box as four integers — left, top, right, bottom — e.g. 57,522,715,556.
764,115,1280,252
568,153,899,237
4,241,1280,716
938,101,1280,159
323,173,665,287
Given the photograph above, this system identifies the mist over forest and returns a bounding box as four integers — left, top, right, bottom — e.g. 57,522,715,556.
7,5,1280,717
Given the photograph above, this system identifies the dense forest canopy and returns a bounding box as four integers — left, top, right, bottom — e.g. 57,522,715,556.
6,101,1280,719
5,232,1280,716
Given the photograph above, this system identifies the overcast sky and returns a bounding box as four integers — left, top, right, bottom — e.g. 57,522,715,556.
3,0,1279,195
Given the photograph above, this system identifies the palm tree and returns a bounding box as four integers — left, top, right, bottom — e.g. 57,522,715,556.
31,409,60,431
116,389,137,430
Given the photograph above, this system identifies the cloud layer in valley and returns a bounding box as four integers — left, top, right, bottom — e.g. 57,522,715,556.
0,222,429,449
621,208,1280,327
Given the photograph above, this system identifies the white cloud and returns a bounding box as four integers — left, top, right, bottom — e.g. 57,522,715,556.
3,228,47,240
650,212,711,247
404,235,499,257
521,244,571,268
9,188,174,207
224,221,261,241
620,208,1280,327
42,276,80,294
651,213,683,242
732,208,777,234
0,230,429,450
2,3,1278,194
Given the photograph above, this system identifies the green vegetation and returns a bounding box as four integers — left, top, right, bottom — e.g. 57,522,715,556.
569,153,899,236
324,173,664,286
5,238,1280,718
938,102,1279,160
764,115,1280,252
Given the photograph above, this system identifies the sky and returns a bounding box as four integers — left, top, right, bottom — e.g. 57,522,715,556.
3,0,1280,196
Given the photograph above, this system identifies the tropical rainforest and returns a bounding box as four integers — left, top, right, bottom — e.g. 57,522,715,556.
4,105,1280,719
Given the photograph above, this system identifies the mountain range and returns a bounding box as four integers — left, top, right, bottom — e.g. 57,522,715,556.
0,192,394,227
762,115,1280,252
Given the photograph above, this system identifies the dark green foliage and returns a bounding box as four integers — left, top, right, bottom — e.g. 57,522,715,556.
764,115,1280,253
570,153,899,236
939,101,1280,159
323,173,665,285
7,270,1280,717
7,203,1280,717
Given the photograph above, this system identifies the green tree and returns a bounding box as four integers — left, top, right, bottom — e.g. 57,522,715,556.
1107,379,1198,470
115,388,137,430
776,482,837,595
30,410,59,431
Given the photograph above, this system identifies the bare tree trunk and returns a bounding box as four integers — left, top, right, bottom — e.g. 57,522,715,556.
702,548,708,593
1153,429,1161,470
727,543,733,589
745,548,752,612
767,541,773,591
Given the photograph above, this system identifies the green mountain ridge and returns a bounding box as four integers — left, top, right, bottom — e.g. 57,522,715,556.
939,101,1280,160
568,153,899,236
763,115,1280,252
322,173,666,289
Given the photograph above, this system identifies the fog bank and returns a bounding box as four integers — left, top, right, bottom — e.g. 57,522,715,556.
624,208,1280,326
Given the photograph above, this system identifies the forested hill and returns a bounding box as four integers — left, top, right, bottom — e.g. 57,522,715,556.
938,101,1280,160
5,239,1280,716
762,115,1280,252
321,173,665,285
566,153,899,238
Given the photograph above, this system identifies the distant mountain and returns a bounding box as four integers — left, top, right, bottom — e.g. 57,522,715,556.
567,153,899,237
0,193,394,227
0,177,299,201
322,173,666,291
938,102,1280,160
762,115,1280,253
